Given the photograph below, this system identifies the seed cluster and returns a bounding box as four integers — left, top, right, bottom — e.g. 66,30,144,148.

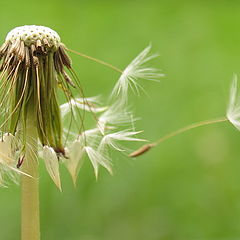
0,26,69,69
6,25,60,48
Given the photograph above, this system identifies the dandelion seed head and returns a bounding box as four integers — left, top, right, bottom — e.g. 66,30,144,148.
6,25,60,48
0,26,162,187
0,25,74,160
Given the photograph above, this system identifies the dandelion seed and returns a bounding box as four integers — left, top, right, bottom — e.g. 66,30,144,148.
111,44,164,105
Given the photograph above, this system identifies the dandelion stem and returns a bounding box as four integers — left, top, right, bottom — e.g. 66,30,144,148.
66,48,123,74
21,100,40,240
129,117,228,157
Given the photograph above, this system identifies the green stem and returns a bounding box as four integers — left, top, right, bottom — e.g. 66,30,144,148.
21,102,40,240
129,117,228,157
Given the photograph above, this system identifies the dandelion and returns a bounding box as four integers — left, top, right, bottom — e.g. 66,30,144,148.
0,25,162,239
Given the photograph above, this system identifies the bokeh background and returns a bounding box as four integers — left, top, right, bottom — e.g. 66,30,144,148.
1,0,240,239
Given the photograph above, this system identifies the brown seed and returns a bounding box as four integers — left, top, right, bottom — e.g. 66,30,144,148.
129,144,152,157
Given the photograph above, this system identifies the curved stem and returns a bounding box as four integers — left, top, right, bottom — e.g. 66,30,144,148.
66,48,123,74
129,117,228,157
21,101,40,240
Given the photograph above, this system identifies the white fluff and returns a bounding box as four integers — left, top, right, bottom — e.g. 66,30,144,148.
61,97,107,118
85,146,112,179
99,130,145,152
111,45,163,105
227,75,240,130
0,134,31,186
98,102,135,134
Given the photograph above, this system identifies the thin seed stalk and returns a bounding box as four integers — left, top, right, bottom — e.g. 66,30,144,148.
21,99,40,240
129,117,228,157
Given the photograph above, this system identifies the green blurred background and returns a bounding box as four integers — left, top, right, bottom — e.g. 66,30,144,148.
1,0,240,239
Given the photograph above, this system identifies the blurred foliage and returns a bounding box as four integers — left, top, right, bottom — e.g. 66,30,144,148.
1,0,240,239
